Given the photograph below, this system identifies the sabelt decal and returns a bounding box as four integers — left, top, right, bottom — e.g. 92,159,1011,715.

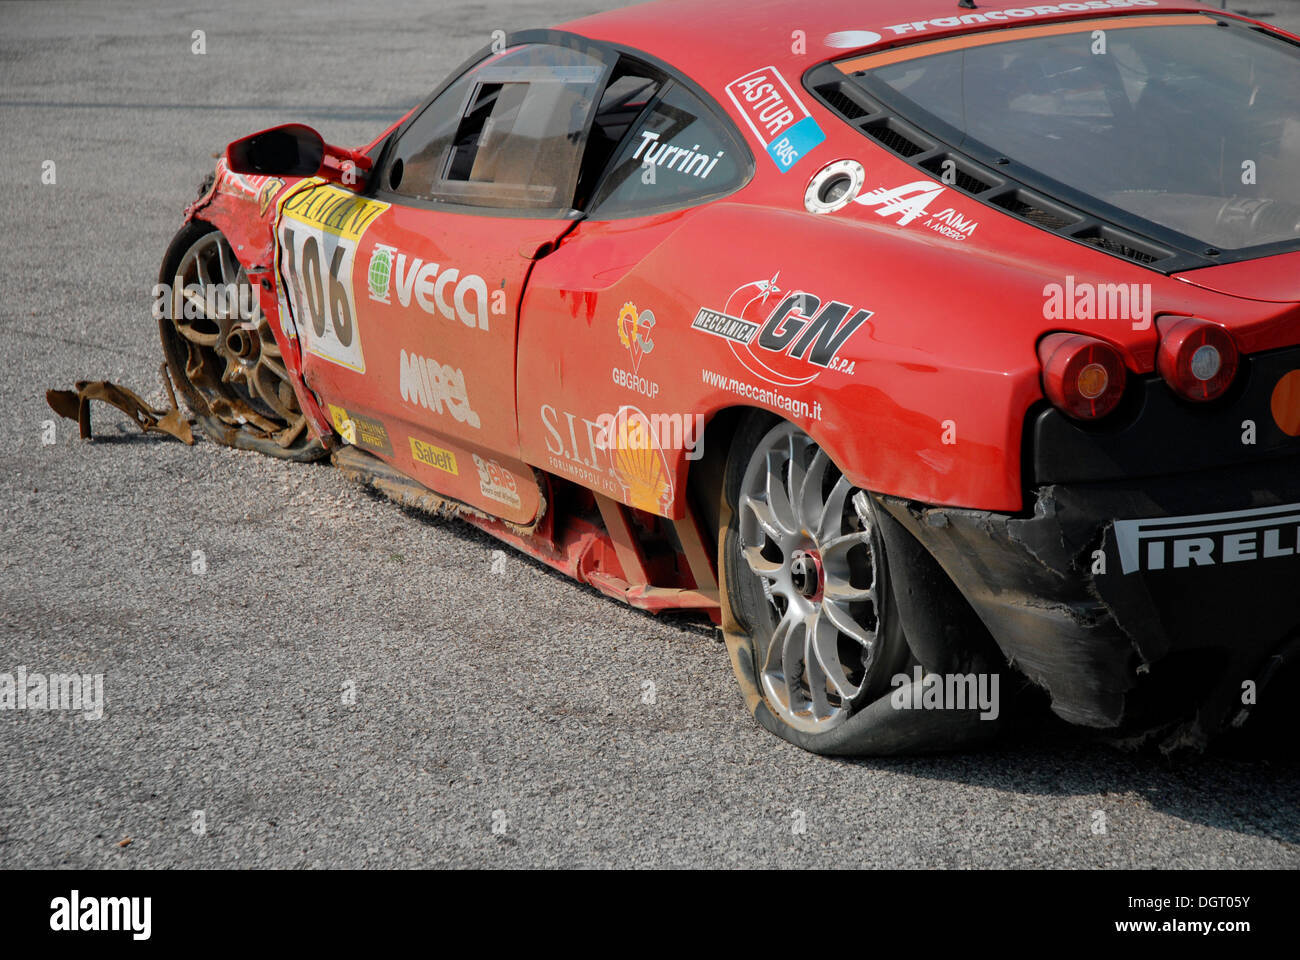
277,184,390,373
830,0,1162,45
409,437,459,475
327,404,393,456
725,67,825,173
1114,503,1300,575
692,274,867,387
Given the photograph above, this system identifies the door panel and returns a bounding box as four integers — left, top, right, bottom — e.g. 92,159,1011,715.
274,180,557,526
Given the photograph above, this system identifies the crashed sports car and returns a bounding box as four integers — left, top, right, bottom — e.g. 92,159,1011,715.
142,0,1300,753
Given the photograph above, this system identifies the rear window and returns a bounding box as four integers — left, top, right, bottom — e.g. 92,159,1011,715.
838,15,1300,252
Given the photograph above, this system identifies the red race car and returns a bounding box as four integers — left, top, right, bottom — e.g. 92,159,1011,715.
152,0,1300,754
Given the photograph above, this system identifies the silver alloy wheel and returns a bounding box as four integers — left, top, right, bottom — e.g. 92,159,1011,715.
167,230,306,446
738,422,884,732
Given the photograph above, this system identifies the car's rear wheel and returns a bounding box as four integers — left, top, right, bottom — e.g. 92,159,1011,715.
158,220,324,461
720,414,911,751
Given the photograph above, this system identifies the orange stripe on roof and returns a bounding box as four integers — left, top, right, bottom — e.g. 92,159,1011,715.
835,14,1214,74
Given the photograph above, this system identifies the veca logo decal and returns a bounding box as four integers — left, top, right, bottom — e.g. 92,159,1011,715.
367,246,491,331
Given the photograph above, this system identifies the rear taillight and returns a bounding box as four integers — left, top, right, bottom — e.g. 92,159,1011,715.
1157,316,1239,402
1038,333,1127,420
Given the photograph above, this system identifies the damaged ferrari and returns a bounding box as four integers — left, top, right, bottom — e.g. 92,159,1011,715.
105,0,1300,753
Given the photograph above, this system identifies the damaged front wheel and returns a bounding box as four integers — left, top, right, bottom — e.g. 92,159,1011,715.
158,220,324,461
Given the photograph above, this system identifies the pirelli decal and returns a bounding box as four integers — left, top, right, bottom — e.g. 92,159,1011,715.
1113,502,1300,575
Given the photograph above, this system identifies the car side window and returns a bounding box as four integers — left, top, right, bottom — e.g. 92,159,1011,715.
383,44,608,212
586,79,748,218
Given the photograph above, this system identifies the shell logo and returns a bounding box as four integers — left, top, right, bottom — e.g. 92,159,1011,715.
1271,370,1300,437
605,407,673,514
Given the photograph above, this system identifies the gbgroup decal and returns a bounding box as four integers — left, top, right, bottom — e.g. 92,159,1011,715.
398,349,481,428
725,67,825,173
854,179,979,239
829,0,1161,44
277,183,390,373
692,274,868,387
613,302,659,398
328,404,394,457
366,244,491,331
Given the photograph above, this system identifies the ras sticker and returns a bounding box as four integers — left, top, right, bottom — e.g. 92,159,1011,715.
277,183,389,373
725,67,825,173
692,274,869,386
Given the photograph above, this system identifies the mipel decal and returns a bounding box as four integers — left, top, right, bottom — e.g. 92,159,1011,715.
399,349,481,428
725,67,825,173
692,274,867,387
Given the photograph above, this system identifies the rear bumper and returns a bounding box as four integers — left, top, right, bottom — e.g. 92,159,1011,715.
875,453,1300,734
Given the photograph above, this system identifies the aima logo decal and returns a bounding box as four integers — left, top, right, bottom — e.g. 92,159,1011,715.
725,67,825,173
692,274,868,386
854,180,978,239
367,245,490,331
1113,503,1300,575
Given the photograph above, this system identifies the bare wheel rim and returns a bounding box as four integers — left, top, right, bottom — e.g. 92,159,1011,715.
738,422,884,733
167,230,307,447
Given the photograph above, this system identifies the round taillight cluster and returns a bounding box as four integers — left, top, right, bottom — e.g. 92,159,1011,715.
1156,316,1239,403
1038,332,1128,420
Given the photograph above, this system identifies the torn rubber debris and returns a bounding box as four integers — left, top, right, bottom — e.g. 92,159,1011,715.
46,363,195,445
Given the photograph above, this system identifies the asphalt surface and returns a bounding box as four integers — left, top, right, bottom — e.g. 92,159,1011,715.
2,0,1299,870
